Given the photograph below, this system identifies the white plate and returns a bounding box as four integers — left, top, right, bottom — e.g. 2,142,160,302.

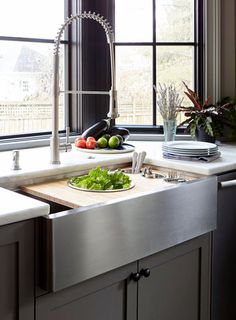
68,180,135,193
162,149,218,155
162,141,218,157
163,141,217,150
162,146,218,152
162,147,218,156
163,151,219,157
76,144,135,154
163,152,219,157
162,146,218,151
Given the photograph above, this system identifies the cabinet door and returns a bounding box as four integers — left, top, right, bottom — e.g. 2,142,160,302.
0,220,34,320
36,262,137,320
138,234,211,320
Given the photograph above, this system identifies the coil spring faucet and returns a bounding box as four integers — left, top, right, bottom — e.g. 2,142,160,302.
50,11,118,164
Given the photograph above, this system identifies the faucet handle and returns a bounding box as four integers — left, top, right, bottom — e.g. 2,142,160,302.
66,126,70,144
12,150,21,170
59,127,72,153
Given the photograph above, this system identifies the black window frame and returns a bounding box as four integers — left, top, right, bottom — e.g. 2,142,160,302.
113,0,204,134
0,0,204,143
79,0,204,135
0,0,70,141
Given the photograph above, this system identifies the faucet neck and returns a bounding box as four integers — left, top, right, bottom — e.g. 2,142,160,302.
51,11,117,165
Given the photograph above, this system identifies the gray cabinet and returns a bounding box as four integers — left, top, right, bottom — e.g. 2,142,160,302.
36,262,137,320
138,234,211,320
0,220,34,320
36,234,211,320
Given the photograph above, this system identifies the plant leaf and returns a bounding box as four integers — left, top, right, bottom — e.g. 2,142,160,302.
203,120,214,136
178,118,191,127
190,123,197,138
184,91,202,110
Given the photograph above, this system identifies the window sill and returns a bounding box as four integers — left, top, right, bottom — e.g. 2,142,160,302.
0,133,192,152
0,134,77,152
130,133,192,141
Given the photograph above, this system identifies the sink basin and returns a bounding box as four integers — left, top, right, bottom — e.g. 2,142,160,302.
21,167,200,209
25,170,217,292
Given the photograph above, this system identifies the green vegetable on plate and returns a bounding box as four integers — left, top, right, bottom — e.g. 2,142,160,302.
97,137,108,148
108,136,120,149
69,167,131,191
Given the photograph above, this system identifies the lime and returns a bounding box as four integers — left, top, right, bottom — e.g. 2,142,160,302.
97,137,108,148
116,134,123,145
108,136,120,149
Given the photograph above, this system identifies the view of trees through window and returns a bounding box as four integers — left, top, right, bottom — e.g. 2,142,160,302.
0,0,65,136
0,0,198,137
115,0,195,126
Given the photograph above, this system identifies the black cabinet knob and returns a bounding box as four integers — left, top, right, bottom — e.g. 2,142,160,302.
130,272,141,282
140,268,151,278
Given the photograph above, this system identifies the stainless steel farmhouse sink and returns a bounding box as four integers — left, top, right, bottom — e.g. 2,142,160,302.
35,174,217,292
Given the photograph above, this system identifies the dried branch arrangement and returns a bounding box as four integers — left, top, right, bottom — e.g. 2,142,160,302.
154,83,183,120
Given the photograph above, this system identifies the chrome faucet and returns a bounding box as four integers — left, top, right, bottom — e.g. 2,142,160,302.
50,11,118,164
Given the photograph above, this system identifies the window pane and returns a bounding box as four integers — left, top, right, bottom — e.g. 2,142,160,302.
115,0,152,42
116,46,152,125
0,41,65,136
156,46,194,125
0,0,64,39
156,0,194,42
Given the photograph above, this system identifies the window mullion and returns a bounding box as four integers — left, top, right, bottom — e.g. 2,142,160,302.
152,0,157,126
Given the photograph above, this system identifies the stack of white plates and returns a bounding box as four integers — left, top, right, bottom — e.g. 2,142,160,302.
162,141,219,157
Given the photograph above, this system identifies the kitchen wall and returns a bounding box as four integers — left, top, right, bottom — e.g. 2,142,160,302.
220,0,236,98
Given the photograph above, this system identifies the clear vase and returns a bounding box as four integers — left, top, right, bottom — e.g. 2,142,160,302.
163,119,176,142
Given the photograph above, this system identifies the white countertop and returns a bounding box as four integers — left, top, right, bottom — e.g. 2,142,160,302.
0,187,50,226
0,146,132,189
0,141,235,190
141,141,236,176
0,140,235,226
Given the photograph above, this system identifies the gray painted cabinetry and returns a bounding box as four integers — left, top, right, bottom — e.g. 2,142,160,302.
0,220,34,320
212,171,236,320
36,262,136,320
36,234,211,320
138,234,211,320
0,198,212,320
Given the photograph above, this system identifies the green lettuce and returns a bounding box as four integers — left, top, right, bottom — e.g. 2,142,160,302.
69,167,131,190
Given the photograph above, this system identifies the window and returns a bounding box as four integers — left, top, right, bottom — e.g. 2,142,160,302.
0,0,66,137
0,0,207,141
114,0,202,130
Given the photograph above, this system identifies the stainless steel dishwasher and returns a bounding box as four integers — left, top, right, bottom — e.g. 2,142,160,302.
212,171,236,320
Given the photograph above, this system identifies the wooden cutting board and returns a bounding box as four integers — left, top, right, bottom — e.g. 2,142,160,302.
21,172,176,209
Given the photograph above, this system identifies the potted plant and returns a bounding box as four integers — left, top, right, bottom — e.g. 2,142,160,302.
177,82,232,142
215,97,236,141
